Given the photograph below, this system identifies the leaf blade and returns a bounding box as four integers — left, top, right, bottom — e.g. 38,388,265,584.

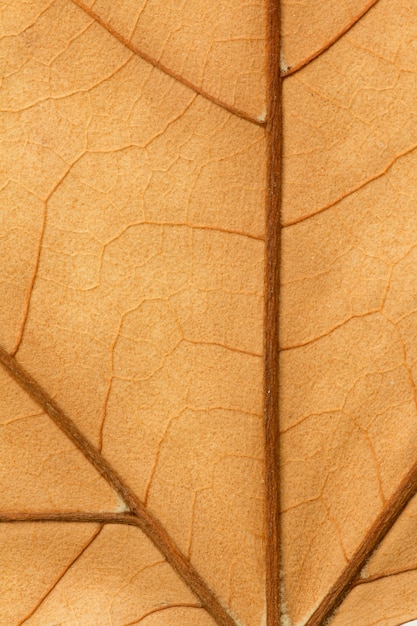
0,0,268,623
281,0,417,623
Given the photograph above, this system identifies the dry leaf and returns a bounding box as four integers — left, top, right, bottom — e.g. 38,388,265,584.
0,1,270,625
281,0,417,624
9,0,415,624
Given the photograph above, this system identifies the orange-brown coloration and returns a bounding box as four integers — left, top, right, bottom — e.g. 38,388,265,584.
9,1,417,625
281,0,380,76
281,0,417,624
74,0,267,122
0,0,270,625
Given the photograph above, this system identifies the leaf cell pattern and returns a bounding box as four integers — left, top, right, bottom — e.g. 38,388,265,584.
6,0,417,625
0,1,268,625
281,0,417,624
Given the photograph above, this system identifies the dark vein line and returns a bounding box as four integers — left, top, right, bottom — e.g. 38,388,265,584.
0,347,238,626
353,564,417,588
122,603,202,626
69,0,265,127
265,0,281,625
304,457,417,625
18,525,103,625
0,511,135,524
12,205,47,356
282,142,417,229
280,309,383,352
281,0,381,78
12,155,86,357
115,221,265,242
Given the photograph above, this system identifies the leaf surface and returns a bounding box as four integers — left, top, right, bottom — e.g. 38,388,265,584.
281,0,417,624
0,1,268,625
73,0,267,121
280,0,379,74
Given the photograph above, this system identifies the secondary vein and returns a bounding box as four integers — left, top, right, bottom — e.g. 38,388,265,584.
69,0,265,127
0,346,239,626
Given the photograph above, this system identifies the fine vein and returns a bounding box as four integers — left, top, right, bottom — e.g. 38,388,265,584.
70,0,265,127
281,0,381,78
18,526,103,625
122,604,202,626
353,564,417,588
282,142,417,229
0,346,238,626
304,457,417,625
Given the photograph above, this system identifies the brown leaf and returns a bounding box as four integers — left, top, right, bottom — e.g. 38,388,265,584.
281,0,417,624
0,1,269,625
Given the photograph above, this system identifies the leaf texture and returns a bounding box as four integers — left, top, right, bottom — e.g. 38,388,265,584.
280,0,379,75
281,0,417,624
0,1,270,625
72,0,268,121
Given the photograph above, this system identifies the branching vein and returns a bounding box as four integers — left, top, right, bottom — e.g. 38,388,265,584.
69,0,264,127
0,346,239,626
